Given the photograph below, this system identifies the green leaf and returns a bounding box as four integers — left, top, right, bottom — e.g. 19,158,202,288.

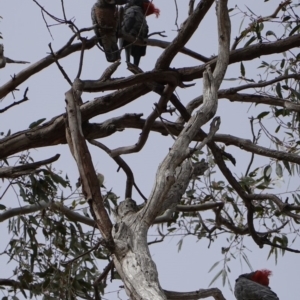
244,36,256,47
290,88,300,100
208,261,220,273
282,16,291,22
208,269,223,287
276,82,283,98
264,165,272,178
241,252,253,271
275,162,283,178
282,160,291,175
266,30,276,38
240,62,245,77
222,269,227,286
245,5,257,16
289,24,300,36
50,172,69,188
267,246,274,260
257,111,270,119
28,118,46,129
177,238,183,252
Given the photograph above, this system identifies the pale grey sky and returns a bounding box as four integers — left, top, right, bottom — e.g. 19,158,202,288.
1,1,299,299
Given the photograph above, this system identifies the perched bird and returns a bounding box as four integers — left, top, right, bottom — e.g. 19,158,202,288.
234,269,280,300
120,0,160,66
91,0,128,62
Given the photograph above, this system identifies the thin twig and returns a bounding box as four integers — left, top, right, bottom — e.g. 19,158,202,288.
88,139,148,201
60,0,67,21
61,240,102,266
48,43,72,85
76,38,86,79
0,88,29,113
245,117,255,176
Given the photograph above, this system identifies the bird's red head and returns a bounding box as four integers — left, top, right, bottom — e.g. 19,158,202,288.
143,2,160,17
251,269,272,286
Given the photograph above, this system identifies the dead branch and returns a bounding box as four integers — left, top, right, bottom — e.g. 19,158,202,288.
0,44,29,69
48,43,72,85
109,84,176,157
61,240,102,266
88,139,148,200
155,0,215,69
177,202,224,212
2,106,300,167
0,154,60,178
99,60,121,81
65,79,113,242
0,87,29,113
164,287,226,300
127,63,191,122
179,33,300,82
143,65,223,225
81,70,184,93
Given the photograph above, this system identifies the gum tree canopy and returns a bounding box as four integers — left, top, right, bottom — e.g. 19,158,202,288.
0,0,300,299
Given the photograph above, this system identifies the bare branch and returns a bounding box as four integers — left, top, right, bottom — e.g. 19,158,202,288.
0,200,95,226
184,79,300,119
193,116,221,152
0,154,60,178
188,1,195,15
179,33,300,82
48,43,72,85
223,93,300,112
81,69,184,93
0,200,51,223
143,65,221,225
176,202,224,212
4,57,30,65
93,260,114,299
76,38,86,79
164,288,226,300
88,139,148,201
155,0,215,69
109,84,176,157
0,44,29,69
61,240,102,266
0,87,29,113
99,60,121,81
52,202,95,227
0,37,95,99
213,0,231,88
65,80,113,242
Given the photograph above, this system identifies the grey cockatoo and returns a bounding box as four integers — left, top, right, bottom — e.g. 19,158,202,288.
120,0,159,66
234,269,280,300
91,0,128,62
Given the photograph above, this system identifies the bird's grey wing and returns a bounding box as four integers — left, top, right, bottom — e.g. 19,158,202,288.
122,6,147,38
91,4,103,43
235,278,279,300
92,2,120,62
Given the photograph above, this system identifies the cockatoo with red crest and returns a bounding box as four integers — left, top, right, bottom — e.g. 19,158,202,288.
120,0,160,66
234,269,280,300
